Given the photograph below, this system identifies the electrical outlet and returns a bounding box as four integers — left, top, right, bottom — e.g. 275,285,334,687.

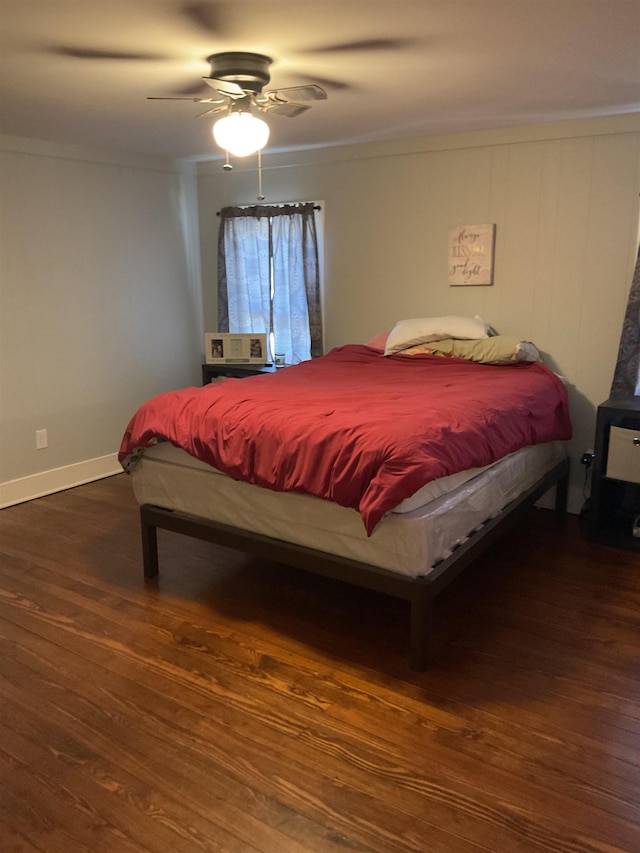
580,449,595,467
35,428,48,449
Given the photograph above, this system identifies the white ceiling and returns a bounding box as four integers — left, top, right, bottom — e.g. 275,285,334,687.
1,0,639,161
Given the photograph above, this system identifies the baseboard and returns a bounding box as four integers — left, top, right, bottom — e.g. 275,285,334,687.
0,454,122,509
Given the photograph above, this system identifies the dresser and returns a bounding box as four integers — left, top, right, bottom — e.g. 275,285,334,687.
589,396,640,551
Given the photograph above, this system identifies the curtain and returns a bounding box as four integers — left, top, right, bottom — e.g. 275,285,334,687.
610,245,640,399
217,203,322,363
217,210,271,335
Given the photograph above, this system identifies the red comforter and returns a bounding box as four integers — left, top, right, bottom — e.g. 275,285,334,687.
119,345,571,534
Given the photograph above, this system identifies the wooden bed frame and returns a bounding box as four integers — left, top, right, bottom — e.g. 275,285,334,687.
139,456,569,670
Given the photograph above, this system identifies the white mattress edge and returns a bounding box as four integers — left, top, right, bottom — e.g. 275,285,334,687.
130,441,567,578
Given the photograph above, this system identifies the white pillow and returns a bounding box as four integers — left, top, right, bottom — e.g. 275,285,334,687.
384,315,491,355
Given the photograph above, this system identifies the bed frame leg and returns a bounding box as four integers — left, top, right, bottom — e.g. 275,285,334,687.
140,507,159,578
409,586,433,671
554,467,569,514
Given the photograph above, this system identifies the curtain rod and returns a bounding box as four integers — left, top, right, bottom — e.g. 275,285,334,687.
217,204,321,215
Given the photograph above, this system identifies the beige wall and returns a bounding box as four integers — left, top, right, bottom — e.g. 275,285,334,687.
0,136,203,503
197,115,640,511
2,115,638,511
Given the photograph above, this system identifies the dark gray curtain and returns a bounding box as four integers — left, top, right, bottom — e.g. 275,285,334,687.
217,218,229,333
300,204,323,359
217,203,323,360
611,245,640,399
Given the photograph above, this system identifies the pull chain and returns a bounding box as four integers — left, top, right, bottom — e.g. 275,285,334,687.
257,149,265,201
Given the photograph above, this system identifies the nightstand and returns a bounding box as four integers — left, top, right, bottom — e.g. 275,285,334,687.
201,363,279,385
590,396,640,551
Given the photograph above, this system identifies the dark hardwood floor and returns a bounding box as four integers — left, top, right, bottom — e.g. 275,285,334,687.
0,474,638,852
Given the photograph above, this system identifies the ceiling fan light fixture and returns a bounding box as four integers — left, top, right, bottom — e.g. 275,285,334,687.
212,111,270,157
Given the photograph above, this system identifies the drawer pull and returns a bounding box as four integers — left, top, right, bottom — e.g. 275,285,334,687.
634,438,640,446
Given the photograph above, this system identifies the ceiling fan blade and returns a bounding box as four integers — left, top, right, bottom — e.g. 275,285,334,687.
49,45,166,61
147,96,226,104
203,77,245,97
302,38,411,54
261,101,310,118
294,73,351,93
265,85,327,102
196,105,229,118
167,81,214,98
180,1,225,36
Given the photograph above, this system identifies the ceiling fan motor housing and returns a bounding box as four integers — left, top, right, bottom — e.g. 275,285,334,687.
206,52,272,93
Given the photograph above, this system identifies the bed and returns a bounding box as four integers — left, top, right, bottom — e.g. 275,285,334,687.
119,317,572,669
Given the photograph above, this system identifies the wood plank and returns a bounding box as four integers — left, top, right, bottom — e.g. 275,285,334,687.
0,475,639,852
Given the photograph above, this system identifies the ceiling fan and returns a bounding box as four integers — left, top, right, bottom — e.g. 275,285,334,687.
148,51,327,156
48,2,413,105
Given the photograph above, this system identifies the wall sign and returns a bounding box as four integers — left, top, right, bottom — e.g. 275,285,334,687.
448,224,496,286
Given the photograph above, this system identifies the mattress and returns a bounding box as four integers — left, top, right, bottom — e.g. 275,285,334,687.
130,440,566,579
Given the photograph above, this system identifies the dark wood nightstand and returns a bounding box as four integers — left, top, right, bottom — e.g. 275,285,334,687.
201,363,279,385
590,396,640,551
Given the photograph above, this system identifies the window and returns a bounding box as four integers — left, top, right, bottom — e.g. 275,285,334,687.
217,202,323,364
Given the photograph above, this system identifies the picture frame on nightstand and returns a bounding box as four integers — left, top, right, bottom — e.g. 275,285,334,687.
205,332,268,365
